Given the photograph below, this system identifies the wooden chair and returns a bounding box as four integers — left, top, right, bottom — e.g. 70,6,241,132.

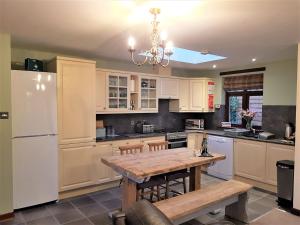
118,144,165,202
148,141,168,151
119,144,144,155
147,141,190,199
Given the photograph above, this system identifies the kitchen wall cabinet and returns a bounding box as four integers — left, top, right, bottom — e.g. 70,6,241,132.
265,143,294,185
59,144,95,191
189,80,205,111
139,76,158,112
107,73,130,111
96,69,106,112
48,57,96,145
158,77,179,99
169,78,215,113
234,139,267,182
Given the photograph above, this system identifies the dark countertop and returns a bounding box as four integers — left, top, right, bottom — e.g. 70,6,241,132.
96,129,295,146
185,129,295,146
96,132,166,142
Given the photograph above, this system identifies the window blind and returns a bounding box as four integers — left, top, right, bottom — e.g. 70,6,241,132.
223,73,264,91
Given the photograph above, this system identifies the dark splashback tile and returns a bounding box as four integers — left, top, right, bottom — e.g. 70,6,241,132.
96,101,296,138
96,100,202,134
262,105,296,137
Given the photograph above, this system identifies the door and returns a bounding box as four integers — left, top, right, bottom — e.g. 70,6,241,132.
106,73,130,111
11,71,57,137
139,76,158,112
234,139,267,182
159,78,179,99
207,136,233,180
179,79,190,111
96,70,106,112
59,144,94,191
265,143,294,185
94,142,114,184
189,80,205,111
57,59,96,145
13,135,58,209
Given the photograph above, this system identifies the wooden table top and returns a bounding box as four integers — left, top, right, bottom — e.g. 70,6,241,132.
101,148,225,182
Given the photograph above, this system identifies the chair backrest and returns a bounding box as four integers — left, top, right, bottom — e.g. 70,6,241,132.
119,144,144,155
148,141,168,152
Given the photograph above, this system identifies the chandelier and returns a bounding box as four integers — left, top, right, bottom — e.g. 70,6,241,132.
128,8,174,68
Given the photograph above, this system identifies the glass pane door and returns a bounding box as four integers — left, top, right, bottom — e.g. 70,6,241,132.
228,96,243,125
140,78,157,109
108,74,128,110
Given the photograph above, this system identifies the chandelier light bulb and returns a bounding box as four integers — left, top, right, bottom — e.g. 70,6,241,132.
128,37,135,50
160,31,168,42
166,41,174,53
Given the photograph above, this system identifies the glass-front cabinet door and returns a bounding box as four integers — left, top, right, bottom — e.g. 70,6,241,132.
139,76,158,111
107,74,129,110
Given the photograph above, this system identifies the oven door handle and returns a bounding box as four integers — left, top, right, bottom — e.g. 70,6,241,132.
168,140,187,144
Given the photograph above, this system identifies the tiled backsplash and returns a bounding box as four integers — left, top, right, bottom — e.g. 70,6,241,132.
261,105,296,137
96,100,202,134
96,101,296,138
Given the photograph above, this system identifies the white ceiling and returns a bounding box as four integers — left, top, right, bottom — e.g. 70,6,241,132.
1,0,300,70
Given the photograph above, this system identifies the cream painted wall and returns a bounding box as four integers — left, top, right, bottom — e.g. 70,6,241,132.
0,33,13,215
11,47,297,107
179,59,298,106
293,44,300,210
12,47,159,74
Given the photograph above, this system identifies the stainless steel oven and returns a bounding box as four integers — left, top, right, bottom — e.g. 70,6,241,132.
166,132,187,149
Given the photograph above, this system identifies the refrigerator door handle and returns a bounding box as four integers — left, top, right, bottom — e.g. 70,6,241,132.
13,134,57,139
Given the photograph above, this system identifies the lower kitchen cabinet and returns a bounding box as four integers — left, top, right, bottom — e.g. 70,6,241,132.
187,133,203,151
59,144,95,191
234,139,267,182
265,143,294,185
93,142,114,184
234,139,295,190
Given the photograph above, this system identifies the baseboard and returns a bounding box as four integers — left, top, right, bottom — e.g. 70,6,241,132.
291,208,300,216
0,212,14,221
59,180,120,199
234,175,277,193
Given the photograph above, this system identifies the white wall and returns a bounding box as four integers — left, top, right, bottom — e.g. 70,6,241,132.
293,43,300,210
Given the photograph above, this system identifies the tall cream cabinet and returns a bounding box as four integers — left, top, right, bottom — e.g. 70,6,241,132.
48,57,96,191
169,78,215,112
49,57,96,145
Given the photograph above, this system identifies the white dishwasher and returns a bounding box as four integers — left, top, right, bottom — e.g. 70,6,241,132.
207,135,234,180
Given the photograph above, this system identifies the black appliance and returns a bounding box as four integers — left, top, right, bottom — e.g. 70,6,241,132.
277,160,294,208
166,132,187,149
25,58,44,71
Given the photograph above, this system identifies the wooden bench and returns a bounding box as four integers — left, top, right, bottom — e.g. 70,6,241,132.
154,180,252,225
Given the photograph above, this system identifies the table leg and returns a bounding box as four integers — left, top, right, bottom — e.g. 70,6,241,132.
189,165,202,191
122,177,137,211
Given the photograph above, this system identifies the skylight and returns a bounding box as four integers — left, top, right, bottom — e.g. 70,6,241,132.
140,47,226,64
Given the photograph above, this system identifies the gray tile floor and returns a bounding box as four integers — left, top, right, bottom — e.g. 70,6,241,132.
0,174,279,225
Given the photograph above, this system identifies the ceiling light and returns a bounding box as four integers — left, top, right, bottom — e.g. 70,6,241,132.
252,58,256,62
213,64,217,69
128,8,173,68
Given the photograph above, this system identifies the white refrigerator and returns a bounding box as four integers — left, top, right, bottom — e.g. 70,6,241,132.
11,70,58,209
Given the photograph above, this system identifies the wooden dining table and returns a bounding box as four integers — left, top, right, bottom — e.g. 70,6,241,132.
101,148,225,210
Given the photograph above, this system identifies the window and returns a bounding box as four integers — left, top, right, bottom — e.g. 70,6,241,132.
225,90,263,128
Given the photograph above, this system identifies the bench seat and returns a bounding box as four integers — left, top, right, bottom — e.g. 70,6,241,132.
154,180,252,225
